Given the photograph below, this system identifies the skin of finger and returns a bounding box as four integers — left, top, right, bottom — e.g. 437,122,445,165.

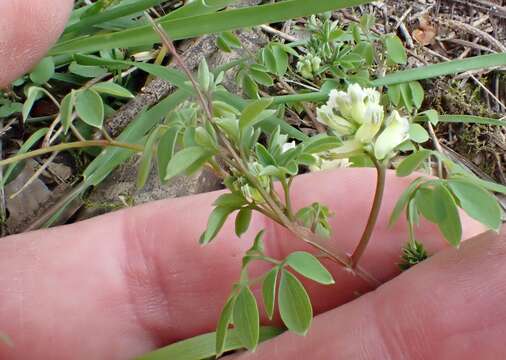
0,169,485,359
231,227,506,360
0,0,73,87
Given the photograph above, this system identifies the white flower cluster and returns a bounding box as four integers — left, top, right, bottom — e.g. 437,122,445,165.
316,84,410,160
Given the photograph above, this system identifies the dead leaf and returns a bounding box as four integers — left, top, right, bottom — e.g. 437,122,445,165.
413,17,437,46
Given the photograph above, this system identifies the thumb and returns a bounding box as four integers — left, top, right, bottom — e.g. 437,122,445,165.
232,227,506,359
0,0,73,87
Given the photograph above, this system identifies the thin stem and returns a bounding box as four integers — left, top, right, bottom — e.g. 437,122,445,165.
145,12,214,121
351,156,387,268
281,177,294,220
0,140,143,167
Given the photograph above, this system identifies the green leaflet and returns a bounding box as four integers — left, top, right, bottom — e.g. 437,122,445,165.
233,286,260,351
286,252,334,285
278,270,313,336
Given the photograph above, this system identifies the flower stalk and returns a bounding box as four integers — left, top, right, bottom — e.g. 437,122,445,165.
351,156,387,268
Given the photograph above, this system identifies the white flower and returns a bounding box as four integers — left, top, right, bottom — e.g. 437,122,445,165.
364,87,381,105
281,141,296,153
328,89,353,120
355,103,384,144
374,110,410,160
310,158,351,172
316,104,355,136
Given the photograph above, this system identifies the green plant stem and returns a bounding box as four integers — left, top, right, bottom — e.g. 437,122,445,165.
0,140,143,167
281,177,295,221
350,156,387,268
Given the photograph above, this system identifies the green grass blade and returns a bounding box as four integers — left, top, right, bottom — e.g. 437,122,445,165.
165,0,237,21
136,326,284,360
64,0,162,34
373,53,506,86
50,0,372,55
269,53,506,104
438,115,505,127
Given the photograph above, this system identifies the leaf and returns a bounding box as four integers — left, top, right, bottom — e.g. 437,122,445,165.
217,31,241,52
262,268,278,320
139,326,283,360
278,270,312,336
60,91,76,133
396,150,432,177
447,178,502,231
415,186,442,223
137,128,160,189
233,286,260,351
22,87,44,121
75,89,105,128
235,208,252,237
409,81,425,109
240,98,273,130
91,82,134,98
389,177,425,227
242,74,259,99
262,47,277,74
216,295,236,356
388,84,401,106
303,135,340,154
69,62,108,78
52,0,374,55
286,252,334,285
438,114,505,127
374,53,506,86
214,192,247,209
165,146,209,181
29,57,55,84
409,123,429,144
157,127,180,182
422,109,439,125
0,102,22,117
255,143,276,166
399,83,414,112
197,59,211,92
250,69,274,86
434,184,462,247
201,206,234,245
272,44,289,77
385,35,407,65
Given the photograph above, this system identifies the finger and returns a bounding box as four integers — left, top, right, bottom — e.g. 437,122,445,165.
0,169,485,359
0,0,73,87
231,227,506,360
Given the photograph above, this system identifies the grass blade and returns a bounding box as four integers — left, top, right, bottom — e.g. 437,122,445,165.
50,0,372,55
438,114,505,127
64,0,162,34
373,53,506,86
136,327,284,360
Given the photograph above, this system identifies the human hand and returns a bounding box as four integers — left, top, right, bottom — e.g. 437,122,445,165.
0,2,504,360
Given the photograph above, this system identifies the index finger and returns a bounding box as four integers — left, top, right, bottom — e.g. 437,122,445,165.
0,0,72,87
